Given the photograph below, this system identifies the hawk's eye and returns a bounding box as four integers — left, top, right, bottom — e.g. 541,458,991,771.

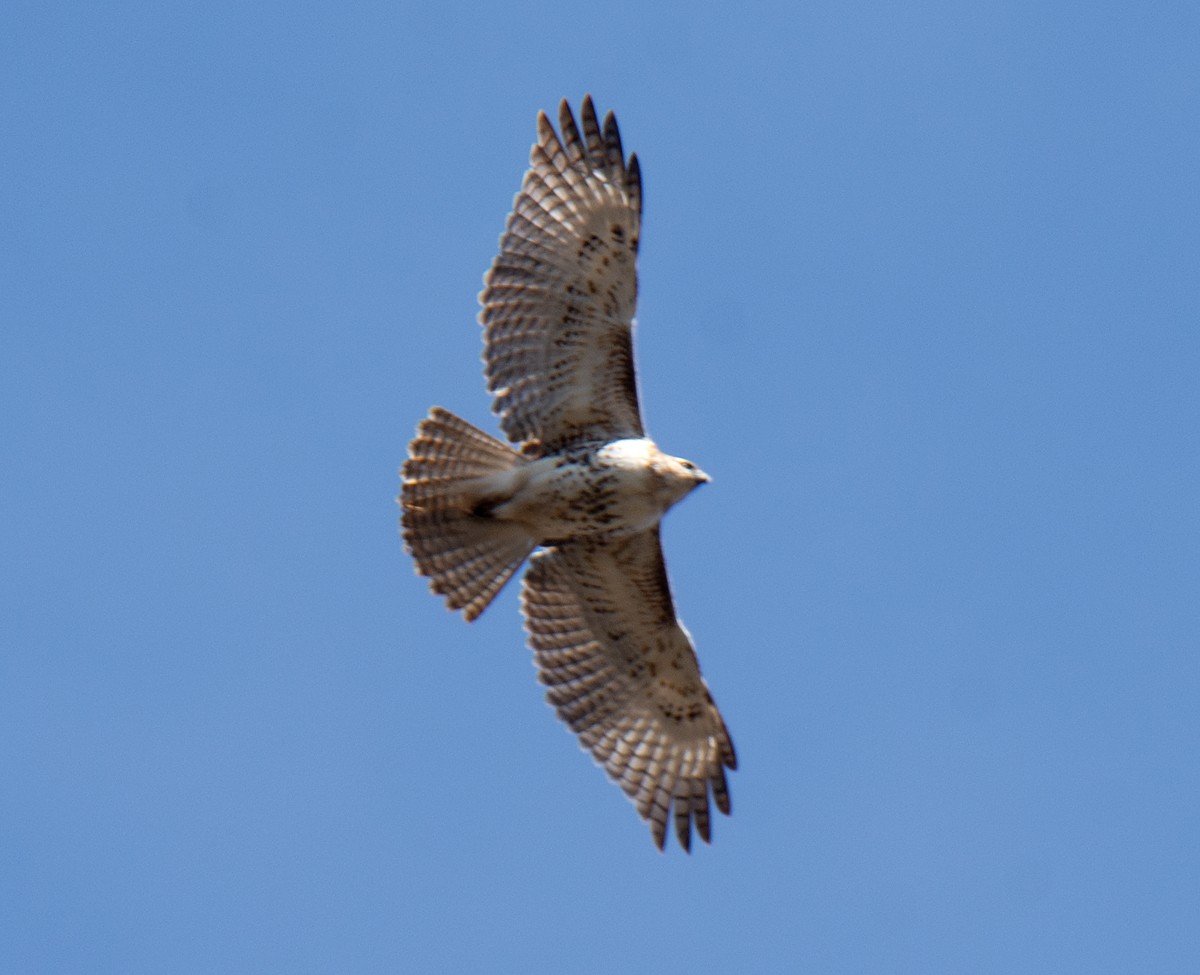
681,460,695,470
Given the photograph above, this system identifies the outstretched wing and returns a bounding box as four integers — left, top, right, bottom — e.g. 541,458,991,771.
521,529,736,851
480,96,644,455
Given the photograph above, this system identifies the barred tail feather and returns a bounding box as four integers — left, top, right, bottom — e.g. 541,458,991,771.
400,408,535,621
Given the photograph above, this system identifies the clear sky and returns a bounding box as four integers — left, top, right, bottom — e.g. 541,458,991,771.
4,1,1199,972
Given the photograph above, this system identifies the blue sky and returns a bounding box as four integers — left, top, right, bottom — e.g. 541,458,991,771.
4,1,1199,972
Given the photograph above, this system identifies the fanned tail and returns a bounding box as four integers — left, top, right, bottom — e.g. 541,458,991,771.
400,408,536,621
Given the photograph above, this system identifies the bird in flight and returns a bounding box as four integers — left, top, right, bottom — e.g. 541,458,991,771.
399,96,735,851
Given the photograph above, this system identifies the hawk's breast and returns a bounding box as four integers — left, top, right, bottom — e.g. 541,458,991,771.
491,439,669,541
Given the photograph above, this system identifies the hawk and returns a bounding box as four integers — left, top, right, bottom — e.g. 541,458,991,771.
399,96,736,851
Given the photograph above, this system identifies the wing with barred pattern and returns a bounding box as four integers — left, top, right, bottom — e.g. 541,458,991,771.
479,96,644,455
520,528,736,851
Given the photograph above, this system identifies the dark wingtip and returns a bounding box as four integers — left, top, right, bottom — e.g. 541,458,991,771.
675,817,693,853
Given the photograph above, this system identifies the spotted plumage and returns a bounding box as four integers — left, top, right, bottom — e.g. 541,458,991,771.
399,97,735,851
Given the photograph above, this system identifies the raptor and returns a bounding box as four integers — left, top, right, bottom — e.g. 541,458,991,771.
399,97,735,851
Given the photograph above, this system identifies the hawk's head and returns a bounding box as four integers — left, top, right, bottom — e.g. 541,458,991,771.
653,451,709,507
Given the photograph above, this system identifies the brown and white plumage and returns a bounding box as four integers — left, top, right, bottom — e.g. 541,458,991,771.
523,530,735,851
480,96,644,453
400,97,735,851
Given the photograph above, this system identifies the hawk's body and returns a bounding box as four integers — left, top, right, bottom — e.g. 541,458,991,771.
481,438,700,541
400,97,735,851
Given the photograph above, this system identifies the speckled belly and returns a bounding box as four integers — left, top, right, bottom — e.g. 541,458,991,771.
491,451,664,542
